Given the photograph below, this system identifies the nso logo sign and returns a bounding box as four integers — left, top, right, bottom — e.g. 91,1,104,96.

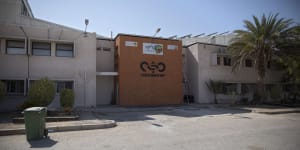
143,43,163,55
140,61,166,77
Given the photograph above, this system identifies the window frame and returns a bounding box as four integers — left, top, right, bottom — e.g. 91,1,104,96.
6,40,26,55
223,56,232,66
32,41,51,56
1,80,25,95
245,59,253,67
55,81,74,94
56,43,74,57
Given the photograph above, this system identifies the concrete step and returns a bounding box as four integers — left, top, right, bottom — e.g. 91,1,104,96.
12,115,80,123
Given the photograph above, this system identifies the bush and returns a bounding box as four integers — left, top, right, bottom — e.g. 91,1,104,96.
0,81,5,99
22,78,55,109
270,85,282,99
60,89,74,112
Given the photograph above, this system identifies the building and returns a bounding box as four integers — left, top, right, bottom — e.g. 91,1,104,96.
0,0,286,112
182,37,283,104
115,34,183,106
0,0,184,111
0,0,98,111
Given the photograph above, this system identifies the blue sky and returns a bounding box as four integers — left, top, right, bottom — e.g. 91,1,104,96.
29,0,300,38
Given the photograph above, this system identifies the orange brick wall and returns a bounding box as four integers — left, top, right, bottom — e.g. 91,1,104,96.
115,34,183,106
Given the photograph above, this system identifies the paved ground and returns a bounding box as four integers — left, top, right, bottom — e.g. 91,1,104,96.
0,105,300,150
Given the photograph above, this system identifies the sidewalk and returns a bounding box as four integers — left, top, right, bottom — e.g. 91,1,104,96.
0,112,116,136
233,105,300,114
77,104,300,115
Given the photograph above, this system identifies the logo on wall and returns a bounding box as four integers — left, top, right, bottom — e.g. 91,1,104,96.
143,43,163,55
140,61,166,77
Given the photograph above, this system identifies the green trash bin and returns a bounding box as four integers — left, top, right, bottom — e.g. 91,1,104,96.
24,107,47,141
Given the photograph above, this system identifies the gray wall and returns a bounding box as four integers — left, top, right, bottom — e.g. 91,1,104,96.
185,43,282,103
96,39,115,105
0,0,97,110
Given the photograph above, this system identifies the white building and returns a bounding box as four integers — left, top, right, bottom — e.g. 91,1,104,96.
182,36,283,104
0,0,104,111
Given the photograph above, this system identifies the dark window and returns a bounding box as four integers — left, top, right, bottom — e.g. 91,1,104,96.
32,42,51,56
245,59,252,67
6,40,26,55
1,80,24,95
223,57,231,66
102,47,111,52
21,1,29,16
56,81,73,93
56,43,74,57
222,83,237,95
217,56,221,65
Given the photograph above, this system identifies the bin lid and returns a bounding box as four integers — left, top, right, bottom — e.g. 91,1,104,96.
25,107,46,112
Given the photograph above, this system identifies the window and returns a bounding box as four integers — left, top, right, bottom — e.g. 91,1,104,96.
217,56,221,65
32,42,51,56
222,83,237,95
56,43,73,57
223,57,231,66
6,40,26,55
102,47,111,52
1,80,24,95
245,59,253,67
167,45,178,50
56,81,73,93
21,1,29,16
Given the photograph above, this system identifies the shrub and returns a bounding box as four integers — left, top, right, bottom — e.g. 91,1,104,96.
0,81,5,99
22,78,55,109
60,89,74,112
270,85,282,99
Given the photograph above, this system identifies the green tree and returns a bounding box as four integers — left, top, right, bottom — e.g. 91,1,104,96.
229,13,293,103
60,89,74,112
0,81,5,99
276,25,300,83
206,79,222,104
22,78,55,109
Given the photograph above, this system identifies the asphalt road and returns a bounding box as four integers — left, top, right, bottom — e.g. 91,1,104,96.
1,107,300,150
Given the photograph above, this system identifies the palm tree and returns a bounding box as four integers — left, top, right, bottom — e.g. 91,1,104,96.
229,13,293,103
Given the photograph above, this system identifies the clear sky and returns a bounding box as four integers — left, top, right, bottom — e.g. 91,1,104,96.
29,0,300,38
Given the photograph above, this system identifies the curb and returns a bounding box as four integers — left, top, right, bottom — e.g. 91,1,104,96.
0,120,116,136
255,110,300,115
13,116,80,124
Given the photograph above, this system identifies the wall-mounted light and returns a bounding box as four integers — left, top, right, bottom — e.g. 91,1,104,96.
153,28,161,37
84,19,89,37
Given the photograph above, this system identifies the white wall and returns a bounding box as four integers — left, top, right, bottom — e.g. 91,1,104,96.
96,39,115,105
0,5,97,108
185,43,283,103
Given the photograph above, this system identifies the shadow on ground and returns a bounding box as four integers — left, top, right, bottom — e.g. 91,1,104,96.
28,137,58,148
93,105,252,122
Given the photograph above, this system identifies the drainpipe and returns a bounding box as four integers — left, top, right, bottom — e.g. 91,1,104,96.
19,26,29,96
84,71,86,107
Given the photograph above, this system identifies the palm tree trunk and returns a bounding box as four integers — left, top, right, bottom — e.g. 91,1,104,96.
255,77,265,104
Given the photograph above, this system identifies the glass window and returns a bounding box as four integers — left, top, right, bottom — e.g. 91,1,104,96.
217,56,221,65
102,47,111,52
223,57,231,66
21,1,29,16
245,59,253,67
222,83,237,95
56,43,73,57
1,80,24,95
56,81,73,93
32,42,51,56
6,40,26,55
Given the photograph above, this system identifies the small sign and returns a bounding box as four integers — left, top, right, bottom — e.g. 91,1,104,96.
125,41,137,47
143,43,163,55
167,45,178,50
